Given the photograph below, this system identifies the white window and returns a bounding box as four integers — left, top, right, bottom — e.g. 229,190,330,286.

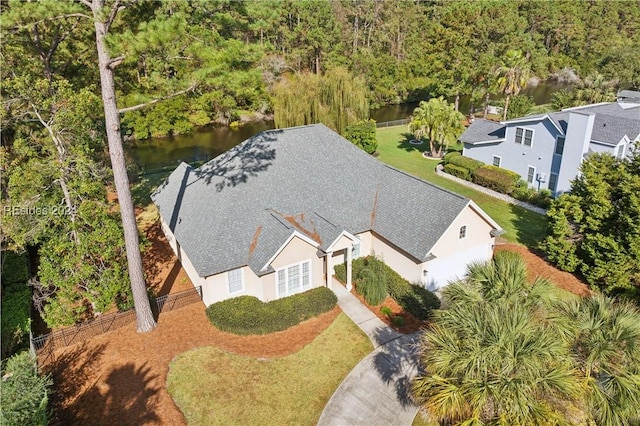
492,155,502,167
555,137,565,155
352,241,361,259
515,127,533,147
615,143,626,159
459,225,467,239
527,166,536,184
548,173,558,192
276,260,311,298
227,268,244,294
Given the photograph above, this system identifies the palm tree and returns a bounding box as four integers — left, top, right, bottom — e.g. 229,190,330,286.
557,294,640,426
413,251,583,425
495,50,531,121
408,97,464,157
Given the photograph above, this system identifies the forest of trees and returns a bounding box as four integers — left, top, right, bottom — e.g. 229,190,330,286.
1,0,639,331
4,0,639,139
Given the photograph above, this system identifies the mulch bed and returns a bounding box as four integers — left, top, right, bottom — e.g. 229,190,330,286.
347,285,426,334
45,220,340,426
495,243,592,297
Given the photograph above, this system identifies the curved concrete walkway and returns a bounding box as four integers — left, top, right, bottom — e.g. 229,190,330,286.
318,283,421,426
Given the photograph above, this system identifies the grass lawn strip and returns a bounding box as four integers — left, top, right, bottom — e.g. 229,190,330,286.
376,126,547,248
166,313,372,426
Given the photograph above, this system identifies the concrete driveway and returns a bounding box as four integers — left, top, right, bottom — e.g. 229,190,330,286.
319,283,421,426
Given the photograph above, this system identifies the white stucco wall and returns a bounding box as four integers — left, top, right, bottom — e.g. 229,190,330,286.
423,204,496,290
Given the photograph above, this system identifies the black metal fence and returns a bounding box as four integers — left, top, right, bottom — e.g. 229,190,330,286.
32,286,202,364
375,118,410,128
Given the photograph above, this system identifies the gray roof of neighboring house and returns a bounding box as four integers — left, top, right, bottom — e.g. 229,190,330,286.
459,119,505,145
152,124,478,278
460,101,639,146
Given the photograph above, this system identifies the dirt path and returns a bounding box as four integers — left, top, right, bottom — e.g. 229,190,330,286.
496,243,591,297
46,221,339,425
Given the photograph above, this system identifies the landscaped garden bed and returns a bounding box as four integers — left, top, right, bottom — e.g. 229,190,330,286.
206,287,337,335
334,256,440,333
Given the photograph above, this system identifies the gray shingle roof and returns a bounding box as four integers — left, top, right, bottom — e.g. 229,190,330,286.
461,102,639,146
152,124,475,278
459,119,505,144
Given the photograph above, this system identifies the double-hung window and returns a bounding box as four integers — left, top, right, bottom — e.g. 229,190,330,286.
492,155,502,167
276,260,311,298
527,166,536,184
515,127,533,147
459,225,467,239
227,268,244,294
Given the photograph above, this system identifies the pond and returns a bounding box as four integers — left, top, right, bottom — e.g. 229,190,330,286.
127,81,570,172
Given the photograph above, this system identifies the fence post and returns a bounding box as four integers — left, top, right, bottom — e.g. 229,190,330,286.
61,328,67,346
99,315,105,333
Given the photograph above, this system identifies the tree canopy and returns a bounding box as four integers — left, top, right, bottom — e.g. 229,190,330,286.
413,251,640,425
544,147,640,300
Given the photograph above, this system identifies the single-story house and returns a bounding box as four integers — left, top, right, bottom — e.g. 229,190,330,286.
152,124,503,306
460,92,640,196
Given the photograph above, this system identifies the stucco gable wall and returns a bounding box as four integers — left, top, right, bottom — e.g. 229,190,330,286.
424,205,495,290
429,204,495,259
268,235,324,298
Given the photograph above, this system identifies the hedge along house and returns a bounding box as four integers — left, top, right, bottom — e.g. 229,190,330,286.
152,124,503,307
461,92,640,196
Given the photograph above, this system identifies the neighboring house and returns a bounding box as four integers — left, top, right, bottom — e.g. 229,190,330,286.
461,92,640,195
152,124,503,306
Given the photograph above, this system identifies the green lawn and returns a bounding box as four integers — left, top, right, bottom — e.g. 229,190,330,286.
376,126,547,248
166,313,372,426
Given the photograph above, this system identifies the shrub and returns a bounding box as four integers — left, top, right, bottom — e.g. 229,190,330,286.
447,154,484,174
392,316,405,327
0,351,51,426
472,165,519,194
344,119,378,154
511,180,553,208
1,252,31,359
443,163,471,180
380,306,393,317
356,258,388,305
334,262,347,283
443,151,461,165
206,287,337,335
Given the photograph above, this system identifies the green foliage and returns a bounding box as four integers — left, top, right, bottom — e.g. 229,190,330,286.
344,119,378,154
512,181,553,208
443,163,470,181
37,203,132,328
273,67,369,135
1,252,31,359
495,50,532,120
408,97,465,157
380,306,393,317
206,287,337,335
504,94,535,119
354,256,388,305
543,150,640,297
0,351,51,426
446,154,484,175
343,256,440,319
413,252,580,425
442,151,461,165
472,165,520,194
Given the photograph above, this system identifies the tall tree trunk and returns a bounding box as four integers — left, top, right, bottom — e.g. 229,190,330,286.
454,92,460,112
483,92,490,118
91,0,156,333
503,95,510,121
